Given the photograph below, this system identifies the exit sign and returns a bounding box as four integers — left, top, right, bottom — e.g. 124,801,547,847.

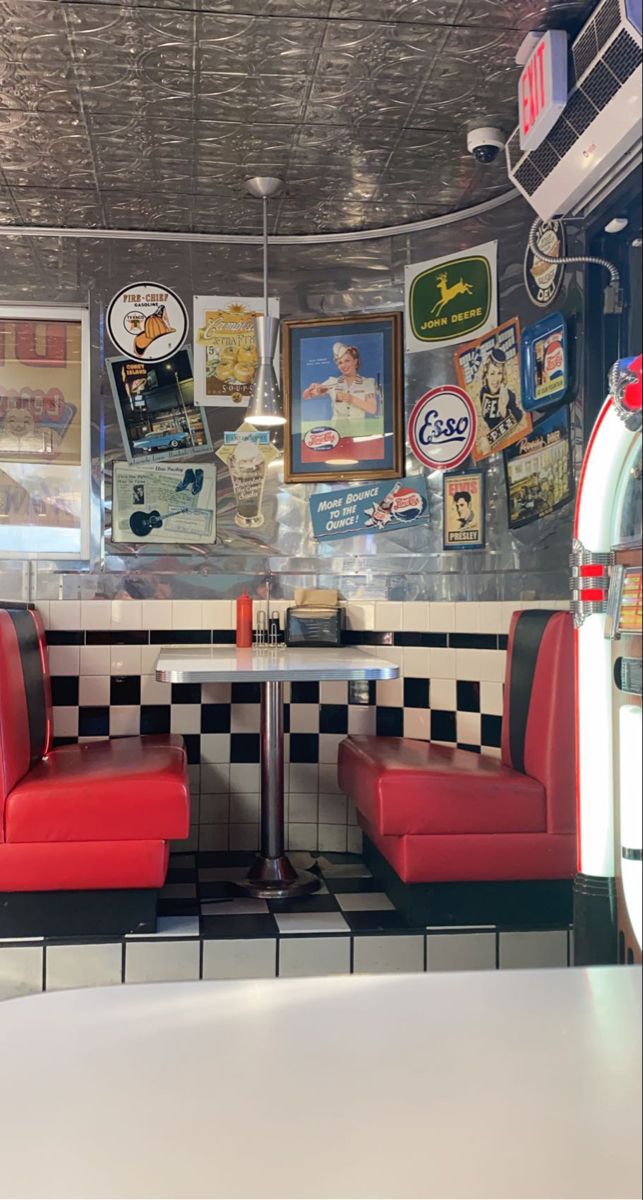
519,30,568,154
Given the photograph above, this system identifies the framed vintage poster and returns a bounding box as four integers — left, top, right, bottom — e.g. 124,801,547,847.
521,312,569,412
283,313,403,484
112,460,216,544
454,317,532,463
193,296,280,408
0,304,91,559
443,471,485,549
504,405,574,530
106,347,213,464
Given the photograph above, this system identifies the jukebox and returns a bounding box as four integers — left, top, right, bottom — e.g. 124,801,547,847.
572,356,642,965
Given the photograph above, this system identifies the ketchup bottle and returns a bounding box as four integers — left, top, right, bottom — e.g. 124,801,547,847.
236,591,253,648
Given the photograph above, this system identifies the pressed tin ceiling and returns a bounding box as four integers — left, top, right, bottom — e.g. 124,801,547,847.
0,0,600,237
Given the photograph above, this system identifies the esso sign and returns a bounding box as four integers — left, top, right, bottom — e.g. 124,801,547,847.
519,30,568,154
408,386,477,471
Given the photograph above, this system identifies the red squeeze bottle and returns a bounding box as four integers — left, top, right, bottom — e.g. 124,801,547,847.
236,591,253,648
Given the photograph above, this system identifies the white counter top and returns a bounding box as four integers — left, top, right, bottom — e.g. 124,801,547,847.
156,644,399,683
0,967,640,1199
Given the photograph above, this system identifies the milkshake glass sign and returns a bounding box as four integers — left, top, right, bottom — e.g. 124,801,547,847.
408,386,477,471
519,30,568,153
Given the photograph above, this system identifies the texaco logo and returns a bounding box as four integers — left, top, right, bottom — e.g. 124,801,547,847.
408,386,477,471
107,282,189,363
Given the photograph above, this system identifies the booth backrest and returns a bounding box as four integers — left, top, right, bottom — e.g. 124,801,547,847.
501,610,576,835
0,608,51,831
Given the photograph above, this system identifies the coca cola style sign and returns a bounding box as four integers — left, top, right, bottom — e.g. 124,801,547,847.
408,386,477,471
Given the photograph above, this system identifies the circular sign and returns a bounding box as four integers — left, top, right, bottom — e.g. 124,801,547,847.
524,219,567,308
408,386,477,471
106,282,189,362
392,487,427,523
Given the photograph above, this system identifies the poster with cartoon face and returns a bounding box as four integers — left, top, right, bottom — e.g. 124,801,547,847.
0,315,82,464
454,318,532,462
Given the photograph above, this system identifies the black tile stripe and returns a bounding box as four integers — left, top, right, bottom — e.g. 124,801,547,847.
8,610,48,765
508,611,554,774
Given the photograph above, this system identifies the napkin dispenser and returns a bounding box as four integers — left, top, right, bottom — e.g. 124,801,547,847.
285,606,344,647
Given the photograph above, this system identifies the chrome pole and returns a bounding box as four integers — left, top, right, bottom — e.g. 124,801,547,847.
238,678,320,899
261,680,284,860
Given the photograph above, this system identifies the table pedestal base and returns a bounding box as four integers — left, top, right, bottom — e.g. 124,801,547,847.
237,856,319,900
240,679,320,899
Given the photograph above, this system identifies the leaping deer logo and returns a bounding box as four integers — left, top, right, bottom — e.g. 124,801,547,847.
431,271,474,318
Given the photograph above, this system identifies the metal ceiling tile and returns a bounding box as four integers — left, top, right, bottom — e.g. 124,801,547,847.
329,0,596,29
104,195,195,231
457,0,599,31
11,185,104,227
0,0,601,236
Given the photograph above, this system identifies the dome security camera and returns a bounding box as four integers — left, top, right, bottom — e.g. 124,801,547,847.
467,127,507,165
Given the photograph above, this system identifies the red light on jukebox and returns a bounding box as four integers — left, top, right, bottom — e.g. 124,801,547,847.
621,355,642,412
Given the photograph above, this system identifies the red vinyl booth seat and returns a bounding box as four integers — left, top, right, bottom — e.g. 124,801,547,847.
0,607,189,894
338,610,576,884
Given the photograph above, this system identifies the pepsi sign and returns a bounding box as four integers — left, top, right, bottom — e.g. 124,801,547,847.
408,386,477,471
304,426,340,453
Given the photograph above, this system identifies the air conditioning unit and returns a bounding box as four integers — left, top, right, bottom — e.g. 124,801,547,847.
507,0,642,219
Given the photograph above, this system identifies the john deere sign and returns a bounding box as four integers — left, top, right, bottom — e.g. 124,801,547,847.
405,240,498,353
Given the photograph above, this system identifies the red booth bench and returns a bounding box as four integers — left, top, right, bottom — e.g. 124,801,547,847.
338,610,576,927
0,607,189,936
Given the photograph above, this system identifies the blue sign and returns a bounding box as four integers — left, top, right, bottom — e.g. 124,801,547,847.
522,312,568,412
310,477,429,541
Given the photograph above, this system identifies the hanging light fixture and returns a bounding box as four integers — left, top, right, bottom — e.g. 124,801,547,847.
244,176,286,427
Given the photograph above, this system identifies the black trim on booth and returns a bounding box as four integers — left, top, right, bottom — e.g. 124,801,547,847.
0,888,159,938
363,837,573,929
508,611,553,773
8,609,48,764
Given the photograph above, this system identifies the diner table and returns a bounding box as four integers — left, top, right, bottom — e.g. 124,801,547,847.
156,644,399,898
0,967,640,1199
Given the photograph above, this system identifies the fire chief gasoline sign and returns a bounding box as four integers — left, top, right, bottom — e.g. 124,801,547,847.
405,240,498,352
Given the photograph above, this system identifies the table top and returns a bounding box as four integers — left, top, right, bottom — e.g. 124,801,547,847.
0,967,640,1200
156,644,399,683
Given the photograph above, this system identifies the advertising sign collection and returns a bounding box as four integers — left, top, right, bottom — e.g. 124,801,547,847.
1,222,574,557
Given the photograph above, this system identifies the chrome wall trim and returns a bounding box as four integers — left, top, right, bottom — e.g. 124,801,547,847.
0,190,519,247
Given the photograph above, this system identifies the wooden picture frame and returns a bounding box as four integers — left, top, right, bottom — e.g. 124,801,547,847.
283,312,403,484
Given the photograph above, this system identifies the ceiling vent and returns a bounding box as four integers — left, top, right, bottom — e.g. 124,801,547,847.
507,0,642,219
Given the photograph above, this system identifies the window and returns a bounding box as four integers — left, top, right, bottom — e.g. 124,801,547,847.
0,306,90,559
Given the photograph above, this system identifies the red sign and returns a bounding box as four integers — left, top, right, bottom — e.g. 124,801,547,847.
519,30,568,154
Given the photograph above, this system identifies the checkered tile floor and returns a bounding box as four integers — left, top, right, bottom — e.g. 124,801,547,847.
158,850,418,938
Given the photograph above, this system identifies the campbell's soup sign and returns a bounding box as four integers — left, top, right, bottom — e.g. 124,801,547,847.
519,30,568,154
408,386,477,471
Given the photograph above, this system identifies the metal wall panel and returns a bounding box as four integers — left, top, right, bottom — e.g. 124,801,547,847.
0,193,585,603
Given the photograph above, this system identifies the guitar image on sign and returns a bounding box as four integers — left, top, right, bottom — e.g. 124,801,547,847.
431,272,474,318
127,506,191,538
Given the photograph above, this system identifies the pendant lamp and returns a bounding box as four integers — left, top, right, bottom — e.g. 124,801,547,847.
244,176,286,427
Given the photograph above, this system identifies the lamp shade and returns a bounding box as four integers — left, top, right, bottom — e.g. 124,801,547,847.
246,314,285,427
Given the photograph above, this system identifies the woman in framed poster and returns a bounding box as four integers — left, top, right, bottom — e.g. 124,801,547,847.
283,313,403,483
